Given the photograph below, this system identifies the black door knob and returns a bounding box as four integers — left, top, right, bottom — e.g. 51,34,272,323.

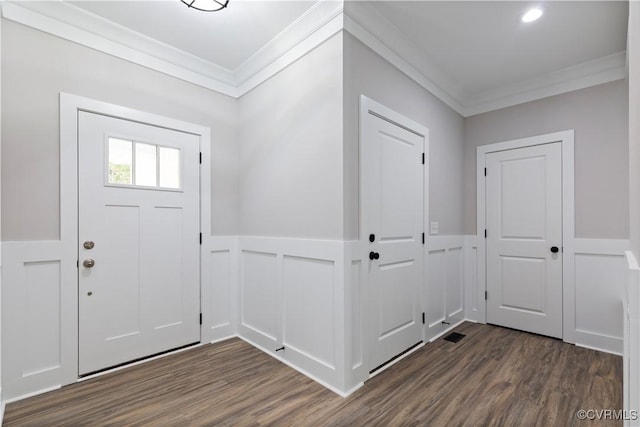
550,246,559,253
369,251,380,260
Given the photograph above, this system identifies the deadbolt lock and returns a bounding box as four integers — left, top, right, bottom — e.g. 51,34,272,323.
83,241,95,250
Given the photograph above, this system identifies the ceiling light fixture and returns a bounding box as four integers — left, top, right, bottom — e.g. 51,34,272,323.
180,0,229,12
521,7,543,23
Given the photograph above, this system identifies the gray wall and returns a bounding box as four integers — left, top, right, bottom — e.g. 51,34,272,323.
464,80,629,239
343,32,465,239
1,19,240,240
238,33,344,239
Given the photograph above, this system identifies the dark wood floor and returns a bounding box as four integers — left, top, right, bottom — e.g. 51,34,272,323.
4,322,622,426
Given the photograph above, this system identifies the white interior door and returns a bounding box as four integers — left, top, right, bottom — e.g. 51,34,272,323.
78,111,201,375
486,142,562,338
363,109,424,372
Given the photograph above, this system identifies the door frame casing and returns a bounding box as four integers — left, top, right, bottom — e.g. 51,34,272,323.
359,95,430,373
476,130,575,342
60,93,212,385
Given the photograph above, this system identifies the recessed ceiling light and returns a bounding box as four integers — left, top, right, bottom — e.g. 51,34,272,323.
521,8,543,23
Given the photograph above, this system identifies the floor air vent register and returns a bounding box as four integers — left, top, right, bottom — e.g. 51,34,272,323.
443,332,466,343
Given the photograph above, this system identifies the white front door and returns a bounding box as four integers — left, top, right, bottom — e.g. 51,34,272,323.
78,111,201,375
486,142,563,338
362,108,424,372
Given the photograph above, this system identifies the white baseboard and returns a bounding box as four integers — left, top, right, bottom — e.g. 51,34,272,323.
428,319,466,343
575,342,622,357
3,384,61,406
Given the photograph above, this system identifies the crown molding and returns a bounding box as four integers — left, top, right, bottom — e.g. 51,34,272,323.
0,0,238,96
343,1,466,115
0,0,626,115
342,0,626,117
0,0,345,99
234,0,343,90
463,51,627,116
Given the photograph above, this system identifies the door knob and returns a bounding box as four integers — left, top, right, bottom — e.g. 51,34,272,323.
369,251,380,260
83,259,95,268
550,246,559,254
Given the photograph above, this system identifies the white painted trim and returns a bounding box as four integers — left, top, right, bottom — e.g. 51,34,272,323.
0,0,345,100
624,250,640,425
343,3,464,115
572,238,629,355
234,0,343,86
359,95,429,373
201,236,238,343
0,1,237,97
464,52,627,116
575,238,630,255
59,93,212,388
3,385,61,406
427,235,464,252
476,130,575,342
575,342,622,357
1,0,623,115
342,1,625,117
463,235,482,323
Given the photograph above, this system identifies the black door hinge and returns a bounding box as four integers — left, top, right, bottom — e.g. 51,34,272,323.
199,233,202,245
422,233,425,244
484,167,487,176
77,260,79,268
199,313,203,324
484,229,487,238
199,152,202,164
485,291,488,300
422,312,425,324
422,153,425,164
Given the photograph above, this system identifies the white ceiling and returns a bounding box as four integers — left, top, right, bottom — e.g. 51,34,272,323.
70,0,317,70
16,0,629,113
369,1,629,99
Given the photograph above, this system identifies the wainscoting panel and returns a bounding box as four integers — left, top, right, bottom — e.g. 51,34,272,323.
1,241,75,401
237,237,348,393
345,241,366,394
239,249,280,351
201,236,238,343
283,255,336,370
624,251,640,422
572,239,629,354
426,236,465,342
463,236,481,323
426,249,446,328
446,247,464,319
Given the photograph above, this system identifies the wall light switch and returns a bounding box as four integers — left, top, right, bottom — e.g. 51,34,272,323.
430,221,439,235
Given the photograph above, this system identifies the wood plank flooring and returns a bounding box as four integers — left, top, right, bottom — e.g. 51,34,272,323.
3,322,622,426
